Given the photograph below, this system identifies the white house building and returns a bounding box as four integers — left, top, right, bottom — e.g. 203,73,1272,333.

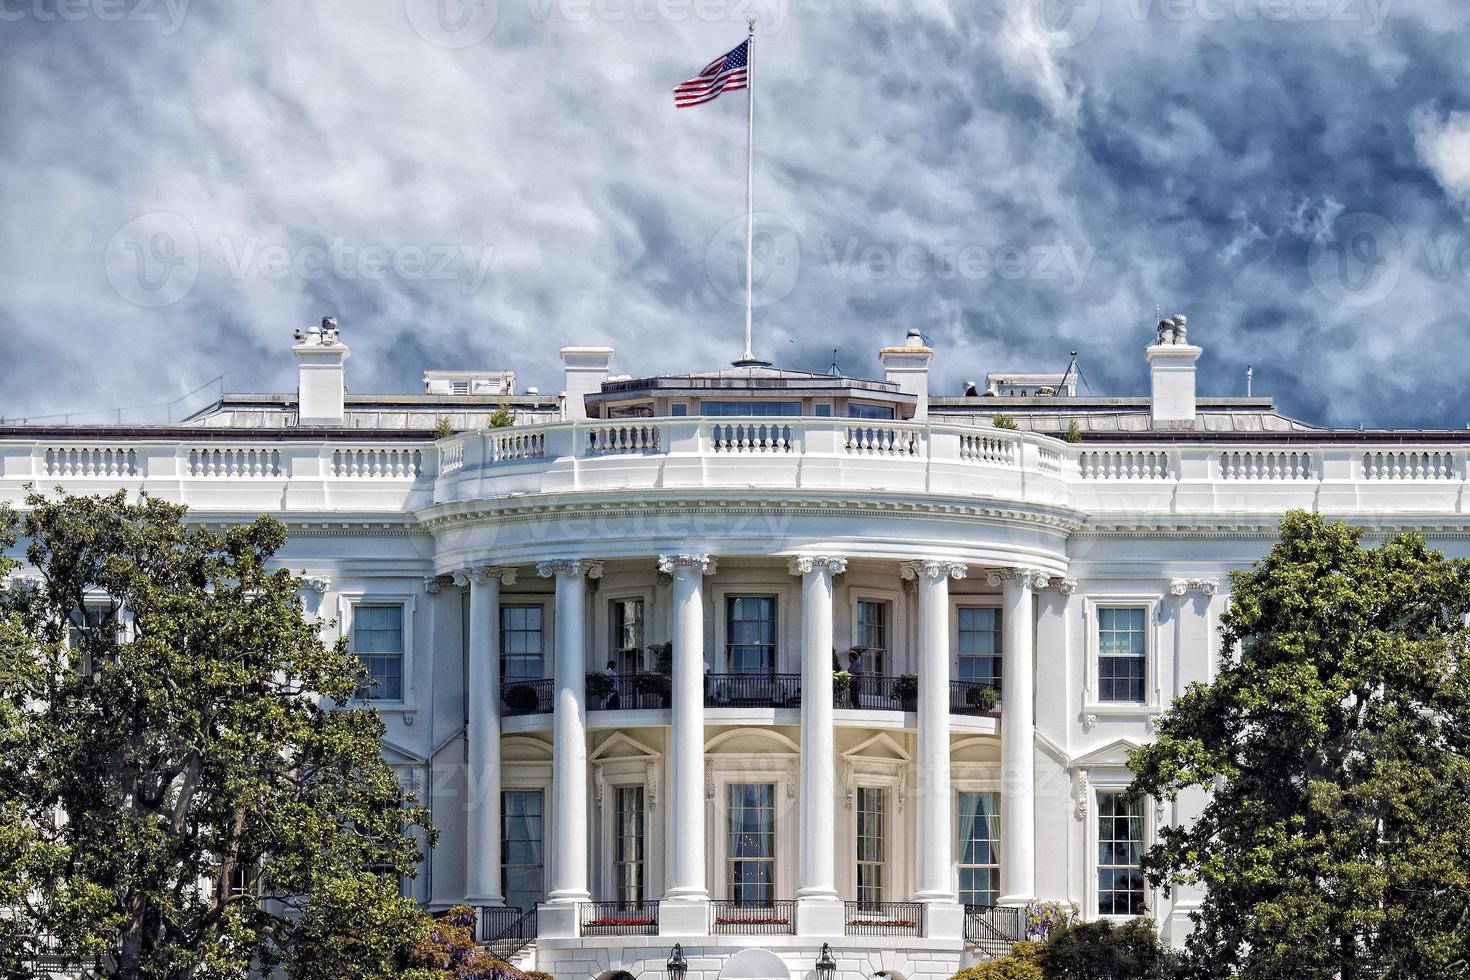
3,315,1464,980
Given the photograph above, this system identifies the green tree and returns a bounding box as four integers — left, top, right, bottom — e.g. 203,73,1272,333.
0,491,433,980
488,406,514,428
1036,919,1173,979
1129,511,1470,979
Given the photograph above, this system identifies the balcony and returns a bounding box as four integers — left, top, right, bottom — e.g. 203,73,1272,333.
587,673,671,711
704,673,802,708
843,901,922,937
709,900,797,935
579,901,659,937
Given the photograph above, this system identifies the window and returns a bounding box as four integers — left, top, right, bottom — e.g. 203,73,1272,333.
855,600,889,676
502,790,545,912
353,604,403,701
856,787,885,905
727,783,775,905
1097,607,1147,703
69,603,116,672
500,605,545,681
611,598,644,674
613,786,645,905
847,403,895,420
726,597,777,674
958,791,1001,907
957,607,1002,691
670,403,688,417
701,400,802,417
813,404,832,417
1097,791,1145,916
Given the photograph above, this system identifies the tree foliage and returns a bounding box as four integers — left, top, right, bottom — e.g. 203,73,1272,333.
1129,511,1470,979
0,491,433,979
1036,919,1173,979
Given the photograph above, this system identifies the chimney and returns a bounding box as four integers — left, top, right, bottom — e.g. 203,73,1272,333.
293,316,350,426
878,329,934,420
560,347,614,421
1147,314,1201,429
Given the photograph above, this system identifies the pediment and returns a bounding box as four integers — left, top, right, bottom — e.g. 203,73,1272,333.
842,732,910,764
502,734,554,763
380,738,425,766
590,731,661,763
705,728,800,756
1071,737,1144,768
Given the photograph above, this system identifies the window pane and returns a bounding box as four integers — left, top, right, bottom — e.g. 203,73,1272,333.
502,790,544,912
847,403,895,420
727,597,776,675
1098,607,1147,703
1097,792,1146,916
727,783,775,905
354,605,403,700
957,607,1003,690
701,401,802,417
855,601,888,676
614,786,645,905
957,791,1001,907
856,787,885,905
501,605,545,681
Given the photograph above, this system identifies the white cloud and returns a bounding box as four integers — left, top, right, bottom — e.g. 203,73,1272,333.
1414,108,1470,211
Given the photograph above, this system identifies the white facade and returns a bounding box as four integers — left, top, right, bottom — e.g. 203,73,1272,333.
6,321,1470,980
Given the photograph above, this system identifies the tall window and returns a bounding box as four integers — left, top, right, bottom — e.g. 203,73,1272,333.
846,403,895,420
502,790,544,912
500,605,545,682
613,786,645,905
957,607,1002,691
1097,791,1145,916
701,400,801,417
611,599,644,674
855,600,889,676
1097,607,1147,703
958,791,1001,907
353,604,403,701
856,787,886,905
727,783,775,905
727,597,776,675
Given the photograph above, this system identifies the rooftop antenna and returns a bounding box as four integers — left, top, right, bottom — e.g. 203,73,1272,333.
1057,350,1092,396
1246,365,1253,397
828,349,841,376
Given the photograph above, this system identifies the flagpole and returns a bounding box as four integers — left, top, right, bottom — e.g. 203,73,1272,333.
735,17,767,367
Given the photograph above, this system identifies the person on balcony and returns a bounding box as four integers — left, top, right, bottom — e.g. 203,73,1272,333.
603,660,620,710
847,649,864,708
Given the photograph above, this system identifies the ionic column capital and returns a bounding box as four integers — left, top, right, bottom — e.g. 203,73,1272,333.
536,559,603,580
301,575,331,594
1169,577,1219,597
900,559,968,582
984,567,1050,590
1044,577,1078,596
786,555,847,577
657,554,718,576
452,565,519,588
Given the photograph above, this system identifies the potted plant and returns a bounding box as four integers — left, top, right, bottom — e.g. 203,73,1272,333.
893,673,919,707
503,684,539,713
965,684,999,712
586,671,614,701
832,670,852,705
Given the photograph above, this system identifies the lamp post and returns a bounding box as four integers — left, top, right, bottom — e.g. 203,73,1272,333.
815,943,837,980
666,944,688,980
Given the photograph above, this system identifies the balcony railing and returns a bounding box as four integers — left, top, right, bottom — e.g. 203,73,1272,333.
964,904,1026,959
951,680,1001,716
579,900,660,936
844,900,922,937
587,673,671,711
501,679,554,716
835,674,916,711
705,673,802,708
710,900,797,935
481,906,537,959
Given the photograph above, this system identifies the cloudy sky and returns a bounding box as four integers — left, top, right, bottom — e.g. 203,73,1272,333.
3,0,1470,427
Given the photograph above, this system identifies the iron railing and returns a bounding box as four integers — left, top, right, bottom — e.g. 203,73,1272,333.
835,674,916,711
951,679,1001,716
964,904,1026,958
704,673,802,708
578,900,660,936
710,900,797,934
843,900,922,936
501,679,554,716
482,906,537,960
587,674,670,711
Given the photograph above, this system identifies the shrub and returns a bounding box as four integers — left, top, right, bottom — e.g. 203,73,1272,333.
893,673,919,701
585,672,614,700
951,957,1042,980
433,416,454,439
647,642,673,675
965,685,999,711
635,671,670,697
833,670,852,702
503,685,540,713
523,973,555,980
1037,918,1174,979
992,413,1018,430
1064,419,1082,443
489,406,514,428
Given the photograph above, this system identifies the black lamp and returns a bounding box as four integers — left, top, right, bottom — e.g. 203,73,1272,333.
666,944,688,980
815,943,837,980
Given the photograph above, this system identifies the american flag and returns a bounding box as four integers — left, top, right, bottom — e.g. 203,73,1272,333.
673,39,749,108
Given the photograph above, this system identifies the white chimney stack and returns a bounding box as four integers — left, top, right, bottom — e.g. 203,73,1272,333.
878,329,934,420
560,347,614,421
293,317,350,426
1147,314,1201,429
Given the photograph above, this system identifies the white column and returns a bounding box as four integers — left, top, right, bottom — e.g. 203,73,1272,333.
790,556,846,935
458,566,517,906
902,559,967,904
538,558,602,907
658,554,716,935
990,567,1041,906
